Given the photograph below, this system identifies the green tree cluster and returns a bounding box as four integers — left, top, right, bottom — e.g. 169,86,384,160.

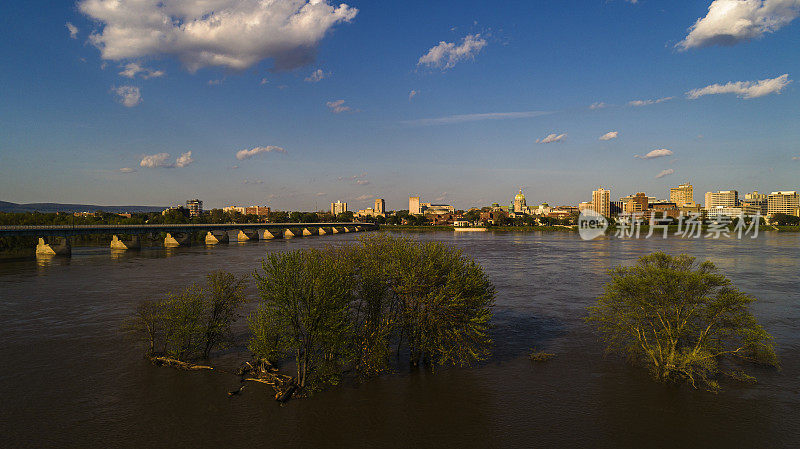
248,235,495,392
127,271,248,360
587,252,779,391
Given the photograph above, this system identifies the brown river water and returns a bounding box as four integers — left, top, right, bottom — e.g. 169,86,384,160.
1,230,799,448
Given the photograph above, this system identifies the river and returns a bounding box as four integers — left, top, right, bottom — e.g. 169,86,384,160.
1,231,798,447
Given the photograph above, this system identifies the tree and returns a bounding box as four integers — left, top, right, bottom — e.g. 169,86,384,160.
464,209,481,223
250,249,354,390
587,252,778,391
771,213,800,226
126,271,248,361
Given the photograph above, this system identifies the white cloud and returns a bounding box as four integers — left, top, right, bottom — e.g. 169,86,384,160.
536,133,567,144
175,151,193,168
78,0,358,72
628,96,673,107
207,79,223,86
355,179,370,185
655,168,675,179
355,194,373,201
243,179,264,185
112,85,141,107
140,151,194,168
589,102,607,110
326,99,352,113
409,90,418,100
119,62,164,79
119,167,136,173
236,145,286,160
404,111,551,126
635,149,674,159
66,22,79,39
793,156,800,160
686,74,791,99
260,78,269,85
304,69,328,82
678,0,800,50
599,131,619,141
418,33,487,70
140,153,171,168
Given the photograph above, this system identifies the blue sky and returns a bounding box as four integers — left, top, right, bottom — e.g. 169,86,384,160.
1,0,798,211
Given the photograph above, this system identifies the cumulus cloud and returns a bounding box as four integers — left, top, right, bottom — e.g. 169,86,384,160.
236,145,286,160
418,34,487,70
599,131,619,141
112,85,141,107
589,102,607,109
536,133,567,144
628,96,673,107
678,0,800,50
119,167,136,173
140,151,194,168
686,74,791,99
404,111,551,126
66,22,79,39
326,99,352,113
635,149,674,159
304,69,328,82
175,151,193,168
119,62,164,79
78,0,358,72
655,168,675,179
409,90,418,100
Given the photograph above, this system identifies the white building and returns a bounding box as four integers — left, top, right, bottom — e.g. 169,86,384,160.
767,191,799,216
705,190,738,210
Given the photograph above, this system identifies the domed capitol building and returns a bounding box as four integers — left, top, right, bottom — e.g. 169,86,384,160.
508,189,531,215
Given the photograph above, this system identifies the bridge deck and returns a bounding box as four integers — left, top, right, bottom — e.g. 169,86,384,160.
0,223,376,237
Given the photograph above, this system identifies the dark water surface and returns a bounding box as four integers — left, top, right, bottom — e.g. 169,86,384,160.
1,231,799,448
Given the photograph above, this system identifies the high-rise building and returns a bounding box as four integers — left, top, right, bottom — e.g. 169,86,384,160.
767,191,799,216
623,193,649,213
186,199,203,217
591,187,610,217
374,198,385,215
245,206,270,217
704,190,738,210
409,196,421,215
741,191,768,216
670,183,694,206
331,200,347,215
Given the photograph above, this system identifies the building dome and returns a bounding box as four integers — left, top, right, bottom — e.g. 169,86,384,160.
515,190,526,201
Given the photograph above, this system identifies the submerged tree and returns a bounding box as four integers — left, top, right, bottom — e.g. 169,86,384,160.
126,271,248,362
248,235,496,393
586,252,779,391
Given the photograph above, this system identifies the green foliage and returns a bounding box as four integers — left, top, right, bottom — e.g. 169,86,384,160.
586,252,779,391
248,235,495,392
771,213,800,226
127,271,248,361
250,249,354,390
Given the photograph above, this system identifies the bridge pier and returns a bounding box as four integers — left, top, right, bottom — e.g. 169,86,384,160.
318,227,326,235
205,231,230,245
284,229,296,238
165,232,190,248
331,227,339,234
36,237,71,256
302,228,314,236
237,230,259,242
261,229,277,240
111,235,141,250
343,227,351,233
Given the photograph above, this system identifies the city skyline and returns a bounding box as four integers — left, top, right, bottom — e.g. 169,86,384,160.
2,1,800,210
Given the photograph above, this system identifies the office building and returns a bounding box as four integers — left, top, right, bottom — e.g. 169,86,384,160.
670,183,694,206
622,193,649,213
186,199,203,217
245,206,270,217
591,187,611,217
704,190,738,210
331,200,347,215
374,198,385,215
767,191,799,216
742,191,768,216
409,196,421,215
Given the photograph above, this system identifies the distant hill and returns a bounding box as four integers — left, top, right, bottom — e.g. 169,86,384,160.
0,201,166,213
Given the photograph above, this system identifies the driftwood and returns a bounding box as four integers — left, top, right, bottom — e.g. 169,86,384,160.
149,356,214,370
238,359,298,402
